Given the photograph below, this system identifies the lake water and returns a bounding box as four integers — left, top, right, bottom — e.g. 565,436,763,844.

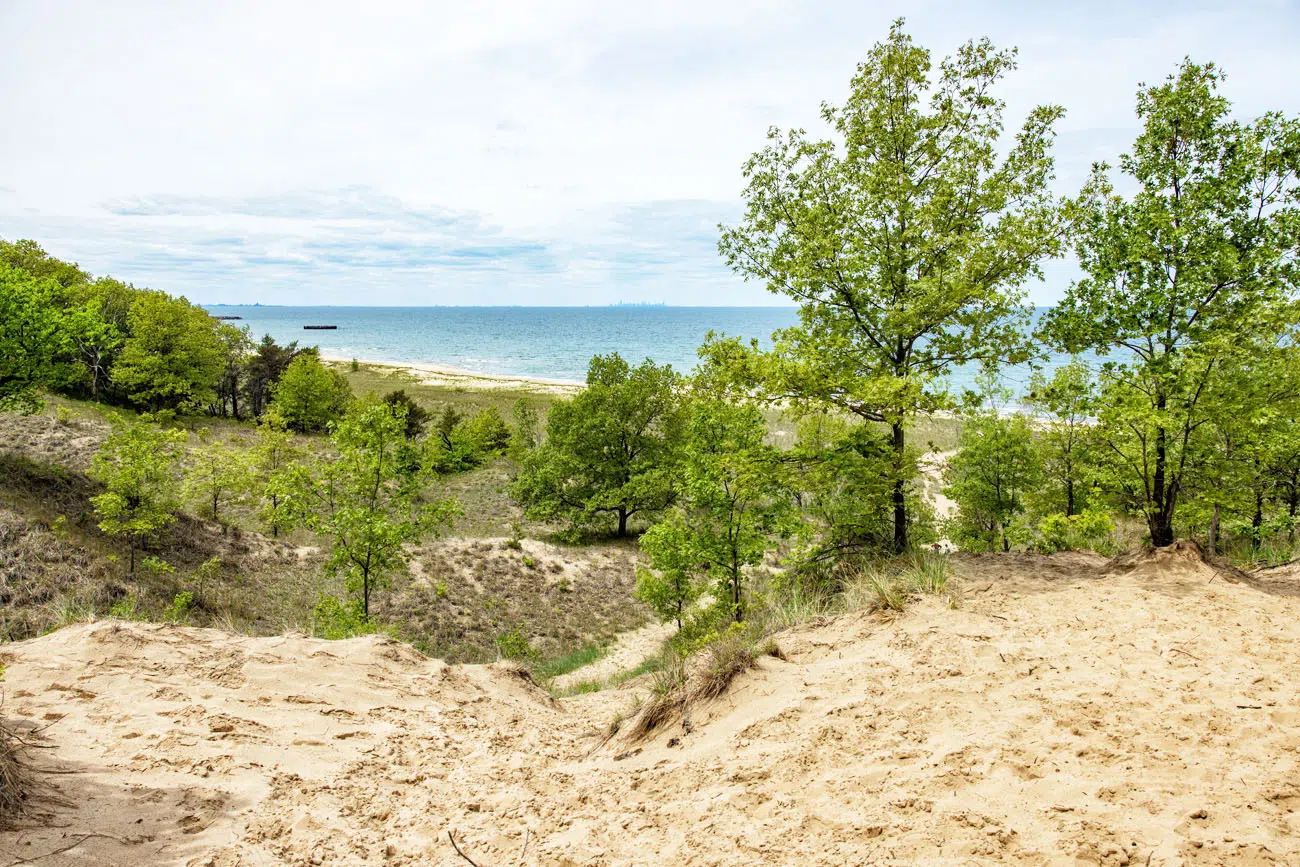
204,304,1080,393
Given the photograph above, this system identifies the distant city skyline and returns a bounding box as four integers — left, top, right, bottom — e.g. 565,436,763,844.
4,1,1300,306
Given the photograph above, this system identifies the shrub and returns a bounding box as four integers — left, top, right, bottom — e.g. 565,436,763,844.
165,590,194,622
494,623,534,660
311,594,380,640
270,355,353,432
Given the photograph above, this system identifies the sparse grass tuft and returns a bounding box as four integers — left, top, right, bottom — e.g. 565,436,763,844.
0,720,35,828
904,550,950,595
845,565,907,612
694,629,757,701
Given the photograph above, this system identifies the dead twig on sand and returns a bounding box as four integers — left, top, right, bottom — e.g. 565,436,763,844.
3,832,126,866
449,830,484,867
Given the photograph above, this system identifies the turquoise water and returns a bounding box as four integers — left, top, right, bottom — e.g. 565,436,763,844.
205,305,1079,392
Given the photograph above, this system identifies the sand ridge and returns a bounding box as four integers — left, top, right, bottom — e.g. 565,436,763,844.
1,547,1298,865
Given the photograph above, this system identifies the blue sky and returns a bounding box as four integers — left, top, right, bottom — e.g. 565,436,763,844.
3,0,1299,306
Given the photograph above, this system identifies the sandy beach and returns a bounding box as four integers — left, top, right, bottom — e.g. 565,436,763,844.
319,353,584,395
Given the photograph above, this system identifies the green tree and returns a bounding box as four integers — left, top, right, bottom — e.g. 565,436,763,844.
944,412,1041,552
640,399,796,623
381,389,431,439
112,290,227,412
1044,61,1300,546
245,335,307,418
90,416,187,571
1026,360,1097,517
509,398,540,459
184,432,254,524
0,238,91,288
270,354,353,432
252,410,304,538
512,353,685,537
0,265,73,413
287,400,457,619
713,21,1064,553
636,510,704,630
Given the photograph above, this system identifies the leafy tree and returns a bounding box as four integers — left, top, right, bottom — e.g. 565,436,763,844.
213,324,253,419
0,265,73,413
1044,61,1300,546
462,406,511,455
62,292,125,401
382,389,431,439
270,354,353,432
0,238,91,288
1026,360,1098,517
245,335,307,418
286,400,457,619
713,20,1064,552
512,353,685,537
509,398,540,459
944,412,1041,552
636,511,704,630
90,416,187,571
252,410,304,537
640,399,796,623
184,432,254,524
111,290,227,412
788,412,923,564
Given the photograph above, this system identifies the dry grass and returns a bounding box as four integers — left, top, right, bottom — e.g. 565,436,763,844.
0,718,40,828
377,537,649,663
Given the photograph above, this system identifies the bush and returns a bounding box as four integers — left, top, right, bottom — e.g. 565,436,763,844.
165,590,194,622
270,355,353,432
311,594,380,640
1035,509,1117,554
494,623,534,660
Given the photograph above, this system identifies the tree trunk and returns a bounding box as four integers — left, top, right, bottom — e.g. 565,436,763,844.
1065,477,1075,518
129,539,136,573
891,422,907,554
1209,503,1221,554
1150,404,1174,547
617,509,629,537
1251,490,1264,553
363,572,371,621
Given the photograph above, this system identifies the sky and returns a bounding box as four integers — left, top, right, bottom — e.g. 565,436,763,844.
3,1,1300,307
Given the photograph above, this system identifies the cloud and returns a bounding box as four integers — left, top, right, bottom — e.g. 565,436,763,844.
2,0,1299,305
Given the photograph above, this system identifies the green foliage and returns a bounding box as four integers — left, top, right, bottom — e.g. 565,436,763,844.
111,290,227,412
252,410,305,537
382,389,431,439
1043,60,1300,546
139,555,176,577
944,412,1041,552
271,354,353,432
282,399,458,619
790,413,930,562
0,264,75,413
512,353,685,537
165,591,195,623
245,336,308,418
1035,509,1117,554
713,21,1064,553
636,511,704,629
184,432,254,523
109,594,139,620
311,594,380,640
1026,360,1099,517
640,398,796,624
495,623,534,660
509,399,540,458
90,416,187,571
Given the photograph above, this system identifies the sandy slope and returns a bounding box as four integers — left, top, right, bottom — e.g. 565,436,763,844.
2,547,1298,866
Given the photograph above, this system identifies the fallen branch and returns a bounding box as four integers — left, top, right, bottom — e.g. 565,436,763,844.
3,832,125,866
448,830,484,867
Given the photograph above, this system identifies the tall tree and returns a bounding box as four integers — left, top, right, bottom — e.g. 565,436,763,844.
1044,61,1300,546
0,265,73,413
112,290,227,412
1026,360,1097,517
714,20,1064,552
512,353,685,537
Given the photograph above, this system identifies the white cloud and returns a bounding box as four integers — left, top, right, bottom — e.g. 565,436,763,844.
3,0,1299,304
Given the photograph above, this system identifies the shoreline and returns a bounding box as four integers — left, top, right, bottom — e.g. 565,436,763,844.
319,353,584,395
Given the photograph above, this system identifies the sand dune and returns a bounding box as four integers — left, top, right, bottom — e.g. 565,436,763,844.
2,545,1298,865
